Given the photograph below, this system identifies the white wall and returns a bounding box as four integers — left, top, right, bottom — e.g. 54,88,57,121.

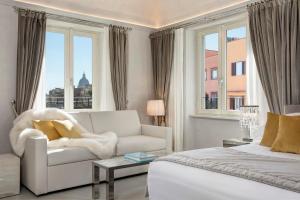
127,29,153,124
0,4,153,153
191,118,241,149
0,4,18,153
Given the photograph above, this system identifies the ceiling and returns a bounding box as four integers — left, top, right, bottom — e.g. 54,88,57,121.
13,0,248,28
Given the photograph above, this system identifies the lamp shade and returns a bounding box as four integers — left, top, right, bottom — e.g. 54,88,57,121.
147,100,165,116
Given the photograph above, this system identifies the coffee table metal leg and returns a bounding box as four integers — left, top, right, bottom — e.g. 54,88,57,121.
92,164,100,199
92,184,100,200
106,169,114,200
93,164,100,183
145,185,149,197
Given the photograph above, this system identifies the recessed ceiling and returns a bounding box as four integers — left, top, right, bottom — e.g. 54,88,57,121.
12,0,248,28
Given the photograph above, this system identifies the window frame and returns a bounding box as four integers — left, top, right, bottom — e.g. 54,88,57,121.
46,20,104,112
196,20,248,116
232,61,246,76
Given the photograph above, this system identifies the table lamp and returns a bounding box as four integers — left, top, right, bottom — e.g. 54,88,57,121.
147,100,165,126
239,105,259,142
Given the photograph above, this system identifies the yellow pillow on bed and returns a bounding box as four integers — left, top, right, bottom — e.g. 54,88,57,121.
271,115,300,154
52,120,81,138
260,112,280,147
32,120,61,141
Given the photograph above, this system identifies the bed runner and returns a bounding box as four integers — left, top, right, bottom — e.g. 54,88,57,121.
155,148,300,193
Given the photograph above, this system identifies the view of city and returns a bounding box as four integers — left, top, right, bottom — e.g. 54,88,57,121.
46,73,92,109
204,27,247,110
45,31,93,110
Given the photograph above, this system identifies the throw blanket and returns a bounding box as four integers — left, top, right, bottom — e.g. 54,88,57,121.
156,148,300,193
10,108,118,159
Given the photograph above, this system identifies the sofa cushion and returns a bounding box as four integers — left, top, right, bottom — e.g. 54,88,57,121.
69,112,94,132
90,110,141,137
48,147,96,166
116,135,166,156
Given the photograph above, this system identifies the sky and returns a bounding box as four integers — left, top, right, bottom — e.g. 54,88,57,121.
45,32,93,93
205,26,246,51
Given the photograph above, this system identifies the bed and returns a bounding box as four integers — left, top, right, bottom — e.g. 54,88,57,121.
148,142,300,200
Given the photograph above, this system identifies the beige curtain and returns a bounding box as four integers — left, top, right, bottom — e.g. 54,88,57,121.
248,0,300,114
109,25,128,110
150,29,175,125
16,10,46,115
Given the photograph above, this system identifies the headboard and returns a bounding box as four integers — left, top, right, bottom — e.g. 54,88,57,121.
284,105,300,114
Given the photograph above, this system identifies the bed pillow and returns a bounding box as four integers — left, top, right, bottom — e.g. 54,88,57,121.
260,112,280,147
53,120,81,138
32,120,61,141
271,115,300,154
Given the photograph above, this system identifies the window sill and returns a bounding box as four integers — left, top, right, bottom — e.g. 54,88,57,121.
190,114,240,121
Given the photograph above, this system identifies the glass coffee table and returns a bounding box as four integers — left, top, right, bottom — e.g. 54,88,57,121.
92,156,157,200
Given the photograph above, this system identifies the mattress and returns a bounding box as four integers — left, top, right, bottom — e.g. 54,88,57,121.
148,143,300,200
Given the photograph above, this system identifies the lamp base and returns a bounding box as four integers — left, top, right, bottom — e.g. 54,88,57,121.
241,127,252,142
153,116,165,126
153,116,158,126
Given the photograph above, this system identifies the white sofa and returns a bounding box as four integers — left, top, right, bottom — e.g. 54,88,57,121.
21,110,172,195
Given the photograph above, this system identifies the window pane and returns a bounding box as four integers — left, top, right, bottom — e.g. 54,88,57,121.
73,35,93,109
203,33,219,109
226,27,247,110
45,32,65,109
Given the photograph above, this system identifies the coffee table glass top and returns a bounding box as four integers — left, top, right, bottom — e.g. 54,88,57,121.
93,157,153,169
93,153,166,170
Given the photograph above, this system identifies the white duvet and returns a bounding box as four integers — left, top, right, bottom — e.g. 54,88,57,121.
148,143,300,200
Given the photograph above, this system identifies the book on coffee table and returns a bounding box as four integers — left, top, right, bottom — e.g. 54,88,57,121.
124,152,156,163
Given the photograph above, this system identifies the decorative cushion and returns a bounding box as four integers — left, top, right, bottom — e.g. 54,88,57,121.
32,120,61,141
116,135,166,156
271,115,300,154
53,120,81,138
260,112,279,147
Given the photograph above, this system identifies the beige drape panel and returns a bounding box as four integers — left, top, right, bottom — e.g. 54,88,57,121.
109,25,128,110
150,29,175,125
16,10,46,115
248,0,300,114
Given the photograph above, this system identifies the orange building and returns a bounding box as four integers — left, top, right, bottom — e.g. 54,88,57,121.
204,38,246,110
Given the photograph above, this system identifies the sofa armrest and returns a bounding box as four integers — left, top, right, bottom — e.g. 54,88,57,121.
141,124,173,154
22,136,48,195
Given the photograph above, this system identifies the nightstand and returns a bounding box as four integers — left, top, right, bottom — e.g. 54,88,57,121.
0,154,20,198
223,138,251,148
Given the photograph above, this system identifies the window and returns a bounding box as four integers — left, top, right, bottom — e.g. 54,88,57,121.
45,32,65,109
45,24,102,111
229,96,245,110
202,32,219,110
231,61,245,76
211,68,218,80
198,22,248,114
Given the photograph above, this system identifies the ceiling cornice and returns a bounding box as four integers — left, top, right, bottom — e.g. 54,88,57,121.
1,0,250,30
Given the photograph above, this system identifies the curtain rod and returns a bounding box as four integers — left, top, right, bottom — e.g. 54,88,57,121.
158,0,262,31
13,6,132,31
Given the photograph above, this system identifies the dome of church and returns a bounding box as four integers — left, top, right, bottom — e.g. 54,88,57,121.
78,73,90,88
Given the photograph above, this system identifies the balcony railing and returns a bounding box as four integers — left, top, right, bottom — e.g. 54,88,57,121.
46,96,92,109
205,97,218,109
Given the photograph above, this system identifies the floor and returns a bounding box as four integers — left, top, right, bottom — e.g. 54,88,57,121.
3,175,149,200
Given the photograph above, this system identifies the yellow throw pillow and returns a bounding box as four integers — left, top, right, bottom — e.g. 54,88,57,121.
53,120,81,138
271,115,300,154
32,120,61,141
260,112,280,147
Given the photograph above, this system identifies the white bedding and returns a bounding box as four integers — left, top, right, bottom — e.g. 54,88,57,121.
148,143,300,200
